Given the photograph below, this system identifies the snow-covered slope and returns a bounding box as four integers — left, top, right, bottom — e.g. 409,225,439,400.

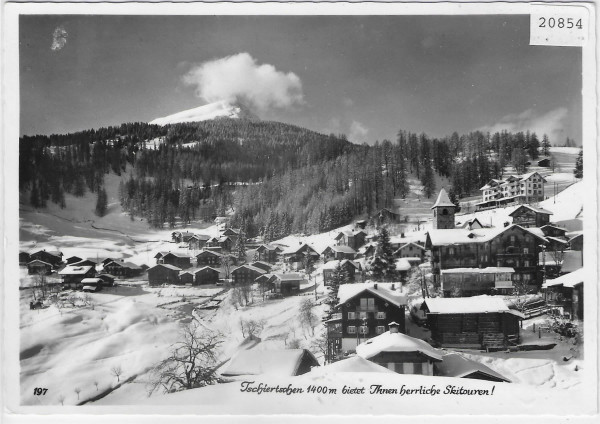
149,100,259,125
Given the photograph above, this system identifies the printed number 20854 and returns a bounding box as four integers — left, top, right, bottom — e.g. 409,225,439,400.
33,388,48,395
538,17,583,29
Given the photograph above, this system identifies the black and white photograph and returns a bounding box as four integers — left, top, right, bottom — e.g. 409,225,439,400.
2,0,598,420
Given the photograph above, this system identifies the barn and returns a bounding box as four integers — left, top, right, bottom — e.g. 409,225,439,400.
194,267,220,285
421,296,524,350
148,264,182,286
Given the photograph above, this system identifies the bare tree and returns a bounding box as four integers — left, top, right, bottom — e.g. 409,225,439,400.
74,387,81,400
111,365,123,383
94,381,99,391
147,321,223,395
32,272,49,301
240,318,266,338
310,330,328,361
58,394,65,405
220,255,231,279
299,298,318,336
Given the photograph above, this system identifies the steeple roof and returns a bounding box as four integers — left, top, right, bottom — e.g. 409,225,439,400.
431,188,455,209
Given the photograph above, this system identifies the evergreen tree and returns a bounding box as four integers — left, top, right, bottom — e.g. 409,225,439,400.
574,150,583,179
30,181,40,208
324,262,344,321
541,134,551,156
235,229,247,262
95,187,108,217
370,226,396,281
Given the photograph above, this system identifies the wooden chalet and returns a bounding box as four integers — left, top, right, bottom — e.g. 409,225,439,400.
322,259,363,285
26,259,53,275
421,296,524,350
271,273,305,296
148,264,181,286
356,322,442,375
373,208,401,224
568,232,583,251
71,259,98,270
393,242,426,261
354,220,368,230
435,353,511,382
542,268,584,320
65,255,83,265
196,250,223,266
222,228,240,241
179,270,195,285
217,236,234,252
103,261,143,278
327,282,408,355
96,273,115,286
188,234,210,250
30,250,63,268
58,265,96,286
220,349,319,377
172,231,196,243
194,267,220,285
159,252,192,269
80,277,104,291
231,264,266,285
509,205,553,228
254,244,282,263
19,251,31,265
334,230,367,250
281,243,320,267
322,245,357,262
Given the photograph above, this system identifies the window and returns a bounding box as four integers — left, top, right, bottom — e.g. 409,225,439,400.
524,260,530,267
510,235,516,243
359,326,369,335
359,311,367,320
523,274,531,281
347,326,356,334
442,209,448,216
360,297,375,310
376,326,385,334
449,247,455,256
348,312,356,320
376,312,386,320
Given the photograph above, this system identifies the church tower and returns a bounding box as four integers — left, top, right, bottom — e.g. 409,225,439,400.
431,188,456,229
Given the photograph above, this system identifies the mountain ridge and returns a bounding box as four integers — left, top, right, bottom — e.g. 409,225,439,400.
149,100,260,126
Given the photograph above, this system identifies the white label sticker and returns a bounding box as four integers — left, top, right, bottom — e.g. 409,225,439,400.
530,4,588,46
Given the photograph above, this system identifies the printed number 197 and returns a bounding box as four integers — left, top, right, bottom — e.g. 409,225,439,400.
538,17,582,29
33,388,48,395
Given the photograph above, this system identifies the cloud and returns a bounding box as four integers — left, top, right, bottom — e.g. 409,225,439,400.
342,97,354,107
477,107,568,143
51,26,68,51
349,120,369,142
182,52,304,111
322,118,342,135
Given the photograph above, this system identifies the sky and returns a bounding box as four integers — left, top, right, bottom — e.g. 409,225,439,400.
19,15,582,145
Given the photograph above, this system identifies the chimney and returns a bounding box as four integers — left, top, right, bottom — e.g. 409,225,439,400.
391,284,395,291
389,321,400,333
401,232,405,238
373,283,378,290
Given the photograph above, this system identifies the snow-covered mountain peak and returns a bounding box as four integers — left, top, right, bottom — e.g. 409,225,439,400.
149,100,259,126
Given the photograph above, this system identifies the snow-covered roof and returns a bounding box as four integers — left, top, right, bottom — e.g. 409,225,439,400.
112,261,143,270
196,266,220,274
431,188,455,209
27,259,52,266
542,268,584,289
509,204,553,216
322,259,361,270
441,267,515,274
81,278,103,284
232,265,267,275
435,353,510,382
58,265,93,275
427,224,547,247
519,171,546,182
547,236,568,245
149,263,181,272
423,295,523,317
356,330,443,362
220,349,319,377
273,273,305,282
309,356,394,375
189,234,211,241
281,243,318,256
396,242,426,252
196,250,223,257
324,245,357,254
395,258,412,271
337,282,407,308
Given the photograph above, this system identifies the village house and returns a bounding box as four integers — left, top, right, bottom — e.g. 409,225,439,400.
322,259,363,285
395,258,412,278
334,229,367,250
71,259,98,269
322,245,357,262
80,277,104,292
373,208,401,225
254,244,283,263
434,352,511,382
30,249,63,268
26,259,53,275
58,265,96,287
96,273,115,286
158,252,192,269
103,260,143,278
220,349,319,377
568,232,583,251
65,255,83,265
19,251,31,265
354,220,368,230
171,231,196,243
355,322,442,375
440,267,515,297
281,243,320,269
421,296,524,350
271,273,305,296
147,264,181,286
178,270,195,285
326,282,408,356
187,234,211,250
542,268,584,320
393,242,426,261
509,205,553,228
222,228,240,241
216,236,234,252
194,266,220,285
196,250,223,267
231,264,267,286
